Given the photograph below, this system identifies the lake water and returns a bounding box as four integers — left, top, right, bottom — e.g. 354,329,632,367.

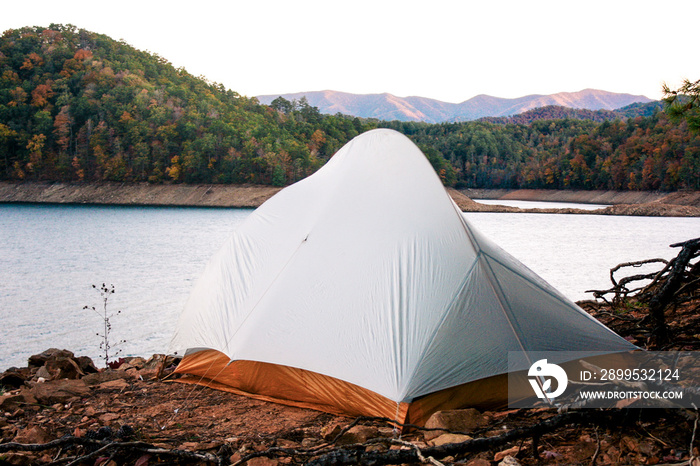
1,203,698,370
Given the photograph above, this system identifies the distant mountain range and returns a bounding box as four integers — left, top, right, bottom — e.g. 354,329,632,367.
256,89,655,123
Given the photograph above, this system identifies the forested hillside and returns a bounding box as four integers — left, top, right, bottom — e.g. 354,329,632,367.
1,25,698,191
381,111,700,190
0,25,374,186
479,102,663,125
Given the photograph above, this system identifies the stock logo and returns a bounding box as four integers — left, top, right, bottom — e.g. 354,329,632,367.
528,359,568,400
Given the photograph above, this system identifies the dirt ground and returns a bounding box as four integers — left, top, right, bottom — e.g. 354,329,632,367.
1,359,698,465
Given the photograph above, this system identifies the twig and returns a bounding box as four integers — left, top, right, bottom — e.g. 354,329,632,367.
392,439,445,466
689,408,698,466
593,310,642,323
590,426,600,466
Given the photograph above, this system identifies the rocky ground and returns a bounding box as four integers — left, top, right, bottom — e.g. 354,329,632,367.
0,346,698,466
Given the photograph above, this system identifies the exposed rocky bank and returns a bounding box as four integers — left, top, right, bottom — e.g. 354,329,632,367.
1,181,699,216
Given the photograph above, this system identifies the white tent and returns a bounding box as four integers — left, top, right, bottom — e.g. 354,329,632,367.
170,128,635,424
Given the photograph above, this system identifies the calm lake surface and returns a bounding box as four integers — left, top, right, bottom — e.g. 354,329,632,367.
1,203,698,369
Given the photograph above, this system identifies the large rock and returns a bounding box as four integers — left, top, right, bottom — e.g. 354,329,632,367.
25,349,98,381
28,379,91,404
423,408,487,441
28,349,74,367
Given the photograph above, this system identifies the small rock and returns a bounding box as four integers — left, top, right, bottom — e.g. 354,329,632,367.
0,394,25,411
82,370,130,386
75,356,98,375
276,438,300,449
494,446,521,462
123,357,147,369
34,366,51,381
465,459,491,466
192,440,223,450
45,353,84,380
336,425,378,445
498,455,521,466
98,379,130,391
301,438,317,448
13,425,52,444
99,413,121,423
428,433,472,446
247,457,280,466
424,408,486,440
142,354,167,370
321,423,343,441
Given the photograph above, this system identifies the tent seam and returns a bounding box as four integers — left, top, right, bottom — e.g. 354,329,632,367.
451,200,534,360
399,255,481,401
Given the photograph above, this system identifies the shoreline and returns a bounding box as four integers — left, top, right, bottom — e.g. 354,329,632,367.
1,181,699,216
462,188,700,207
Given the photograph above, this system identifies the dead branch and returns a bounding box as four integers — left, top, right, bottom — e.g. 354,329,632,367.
587,259,669,304
0,437,220,464
305,410,627,466
588,238,700,346
648,238,700,343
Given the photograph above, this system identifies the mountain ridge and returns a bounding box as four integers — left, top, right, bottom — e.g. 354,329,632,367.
256,89,654,123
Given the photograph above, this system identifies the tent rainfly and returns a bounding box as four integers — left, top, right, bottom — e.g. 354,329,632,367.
170,128,636,425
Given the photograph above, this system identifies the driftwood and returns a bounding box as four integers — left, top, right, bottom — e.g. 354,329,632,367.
648,238,700,342
587,237,700,345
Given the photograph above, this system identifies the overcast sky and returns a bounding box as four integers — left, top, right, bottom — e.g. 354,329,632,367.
2,0,698,103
